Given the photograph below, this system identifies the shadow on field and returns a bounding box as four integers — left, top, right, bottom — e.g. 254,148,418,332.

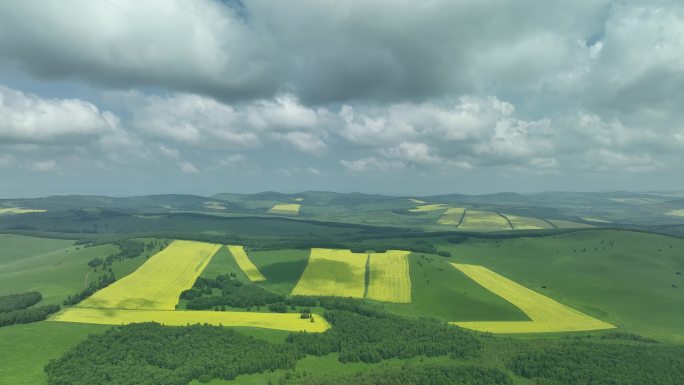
259,260,309,283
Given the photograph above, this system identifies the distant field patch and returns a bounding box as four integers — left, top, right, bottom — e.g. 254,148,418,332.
51,308,329,333
547,219,594,229
505,214,552,230
203,201,226,210
268,203,300,215
227,245,266,282
366,250,411,303
294,197,304,202
78,240,221,310
582,217,611,223
408,198,425,204
459,210,511,230
437,208,465,225
0,207,46,215
450,263,615,333
291,248,367,298
666,209,684,217
408,204,445,212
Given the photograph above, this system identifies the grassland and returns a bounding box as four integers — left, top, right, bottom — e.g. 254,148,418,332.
78,240,221,310
366,250,411,303
291,248,367,298
0,321,109,385
228,245,266,282
504,214,553,230
199,246,245,280
408,204,445,212
437,230,684,342
437,207,465,225
51,308,329,332
0,235,118,305
268,204,301,215
459,210,511,230
450,263,615,333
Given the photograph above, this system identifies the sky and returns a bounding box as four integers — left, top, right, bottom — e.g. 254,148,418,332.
0,0,683,197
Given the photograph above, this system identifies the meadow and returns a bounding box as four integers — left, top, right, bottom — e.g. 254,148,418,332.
268,203,301,215
436,207,465,225
458,210,512,230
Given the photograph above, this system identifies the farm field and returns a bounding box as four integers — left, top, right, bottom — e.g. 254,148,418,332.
268,203,300,215
666,209,684,217
291,248,367,298
51,308,329,332
450,263,615,333
437,207,465,225
228,245,266,281
504,214,553,230
366,250,411,303
78,240,221,310
247,249,310,295
547,219,593,228
437,230,684,342
0,207,46,215
459,210,511,230
408,203,445,212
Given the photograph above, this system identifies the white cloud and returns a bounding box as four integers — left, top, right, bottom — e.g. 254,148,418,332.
340,157,405,173
29,159,58,172
0,85,120,144
178,161,199,174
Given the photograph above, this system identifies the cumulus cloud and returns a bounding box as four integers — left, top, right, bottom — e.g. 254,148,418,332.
179,161,200,174
0,85,120,144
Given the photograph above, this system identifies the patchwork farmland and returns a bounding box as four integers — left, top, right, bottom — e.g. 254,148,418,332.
290,248,368,298
366,250,411,303
458,210,511,230
227,245,266,282
450,263,615,333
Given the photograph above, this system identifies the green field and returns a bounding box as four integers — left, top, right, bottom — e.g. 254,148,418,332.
437,230,684,342
0,322,109,385
248,249,310,295
0,236,118,305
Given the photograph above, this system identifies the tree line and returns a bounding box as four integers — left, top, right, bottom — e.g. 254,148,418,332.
0,291,60,328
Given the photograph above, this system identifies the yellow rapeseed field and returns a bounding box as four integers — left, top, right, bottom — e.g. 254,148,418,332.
78,240,221,310
227,245,266,281
268,203,301,215
408,204,446,212
51,308,329,332
366,250,411,303
291,248,368,298
408,198,425,204
0,207,47,215
450,263,615,333
437,207,465,225
458,210,511,230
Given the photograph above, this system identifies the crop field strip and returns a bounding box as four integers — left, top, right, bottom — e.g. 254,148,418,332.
227,245,266,282
50,308,329,332
291,248,368,298
504,214,554,230
0,207,46,215
436,207,465,225
366,250,411,303
76,240,221,310
458,210,512,230
267,203,301,215
408,204,446,212
449,263,615,333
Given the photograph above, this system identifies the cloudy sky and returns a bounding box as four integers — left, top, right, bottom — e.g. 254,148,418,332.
1,0,683,197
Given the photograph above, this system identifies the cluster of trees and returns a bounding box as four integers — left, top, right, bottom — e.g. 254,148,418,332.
0,291,42,312
45,322,300,385
63,272,115,306
509,341,684,385
181,274,284,310
287,311,481,363
279,363,512,385
0,291,60,327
